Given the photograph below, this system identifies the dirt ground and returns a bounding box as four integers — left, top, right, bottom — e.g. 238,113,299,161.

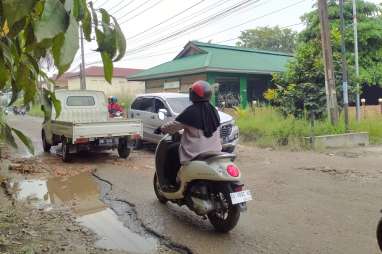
2,115,382,254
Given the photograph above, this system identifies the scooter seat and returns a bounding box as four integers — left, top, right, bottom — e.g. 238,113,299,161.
192,151,235,161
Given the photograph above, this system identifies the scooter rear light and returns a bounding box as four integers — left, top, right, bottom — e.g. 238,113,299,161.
234,184,243,192
227,165,240,177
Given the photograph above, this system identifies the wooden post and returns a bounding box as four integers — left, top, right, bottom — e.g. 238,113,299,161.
318,0,339,125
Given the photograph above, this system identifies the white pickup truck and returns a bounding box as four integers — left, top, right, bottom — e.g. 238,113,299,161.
41,90,142,162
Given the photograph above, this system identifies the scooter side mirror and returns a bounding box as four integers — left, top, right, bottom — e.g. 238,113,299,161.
158,108,168,121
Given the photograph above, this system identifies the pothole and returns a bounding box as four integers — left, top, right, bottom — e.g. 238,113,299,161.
4,171,191,254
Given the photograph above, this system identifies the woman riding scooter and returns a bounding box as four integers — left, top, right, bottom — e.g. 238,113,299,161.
154,80,252,232
161,80,222,187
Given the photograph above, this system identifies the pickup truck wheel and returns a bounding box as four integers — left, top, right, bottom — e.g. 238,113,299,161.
42,130,51,153
62,139,71,162
118,138,131,159
132,139,143,150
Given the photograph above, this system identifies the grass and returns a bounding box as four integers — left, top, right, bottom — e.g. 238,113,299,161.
28,103,44,118
235,107,382,148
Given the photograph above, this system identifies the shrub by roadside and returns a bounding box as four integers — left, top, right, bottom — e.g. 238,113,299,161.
235,107,382,148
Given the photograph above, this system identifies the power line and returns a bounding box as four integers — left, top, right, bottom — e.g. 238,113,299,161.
118,0,165,24
198,0,307,41
125,0,206,40
125,0,261,54
125,0,239,43
213,22,304,44
112,0,152,19
107,0,127,13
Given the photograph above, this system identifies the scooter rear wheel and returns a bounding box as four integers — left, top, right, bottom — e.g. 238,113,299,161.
208,184,240,233
377,217,382,251
153,173,167,204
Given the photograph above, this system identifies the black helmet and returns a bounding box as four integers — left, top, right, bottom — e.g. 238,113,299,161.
189,80,212,102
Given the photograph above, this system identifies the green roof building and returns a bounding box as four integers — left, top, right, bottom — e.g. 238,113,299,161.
129,41,293,107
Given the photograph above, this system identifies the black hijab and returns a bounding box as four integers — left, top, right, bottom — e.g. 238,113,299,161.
175,101,220,138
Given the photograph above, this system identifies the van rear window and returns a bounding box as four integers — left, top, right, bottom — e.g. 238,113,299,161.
66,96,95,106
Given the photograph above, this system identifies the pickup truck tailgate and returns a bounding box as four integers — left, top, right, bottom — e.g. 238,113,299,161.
72,119,142,140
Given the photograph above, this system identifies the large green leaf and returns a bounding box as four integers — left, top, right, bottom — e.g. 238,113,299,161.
34,0,69,42
2,0,36,28
1,123,17,149
72,0,86,21
11,128,35,155
101,51,113,83
42,88,62,120
82,5,92,41
112,16,126,61
99,9,116,58
0,60,10,89
52,14,79,75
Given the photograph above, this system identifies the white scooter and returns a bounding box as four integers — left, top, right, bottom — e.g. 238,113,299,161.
153,114,252,233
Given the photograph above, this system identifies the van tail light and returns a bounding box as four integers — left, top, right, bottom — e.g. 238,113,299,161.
132,133,141,140
227,165,240,177
75,138,89,144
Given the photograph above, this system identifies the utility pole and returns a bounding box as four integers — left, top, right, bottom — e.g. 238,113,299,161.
339,0,349,131
80,25,87,90
318,0,339,125
352,0,361,121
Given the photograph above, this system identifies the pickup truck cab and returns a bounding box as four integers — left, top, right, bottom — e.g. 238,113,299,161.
42,90,142,162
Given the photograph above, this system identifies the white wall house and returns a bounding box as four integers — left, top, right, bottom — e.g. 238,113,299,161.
67,66,145,98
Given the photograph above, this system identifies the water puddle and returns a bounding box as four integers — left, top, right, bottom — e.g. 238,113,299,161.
7,172,160,253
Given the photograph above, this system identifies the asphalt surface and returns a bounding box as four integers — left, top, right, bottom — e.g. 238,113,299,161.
8,115,382,254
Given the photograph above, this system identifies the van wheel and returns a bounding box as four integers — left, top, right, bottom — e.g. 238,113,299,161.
153,174,167,204
118,137,131,159
62,139,71,162
42,130,51,153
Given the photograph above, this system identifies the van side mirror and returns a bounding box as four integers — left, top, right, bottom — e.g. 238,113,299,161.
158,108,168,121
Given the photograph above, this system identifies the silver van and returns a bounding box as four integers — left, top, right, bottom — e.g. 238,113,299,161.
128,93,239,153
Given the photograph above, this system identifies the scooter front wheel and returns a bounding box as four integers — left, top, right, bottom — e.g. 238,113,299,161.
153,173,167,204
208,184,240,233
377,217,382,251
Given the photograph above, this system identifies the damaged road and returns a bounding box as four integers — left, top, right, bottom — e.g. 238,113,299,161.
3,115,382,254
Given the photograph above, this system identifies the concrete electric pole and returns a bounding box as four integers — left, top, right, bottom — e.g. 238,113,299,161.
339,0,349,130
80,25,87,90
318,0,339,125
352,0,361,121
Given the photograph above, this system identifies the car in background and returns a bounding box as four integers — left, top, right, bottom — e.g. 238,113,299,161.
128,93,239,153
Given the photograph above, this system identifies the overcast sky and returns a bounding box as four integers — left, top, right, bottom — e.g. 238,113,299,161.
68,0,382,72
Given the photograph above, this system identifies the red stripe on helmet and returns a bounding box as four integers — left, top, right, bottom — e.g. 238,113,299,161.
192,82,205,97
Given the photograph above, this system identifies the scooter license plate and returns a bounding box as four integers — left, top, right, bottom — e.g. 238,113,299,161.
230,190,252,205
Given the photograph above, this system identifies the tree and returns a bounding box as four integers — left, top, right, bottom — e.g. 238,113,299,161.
236,26,297,53
0,0,126,153
269,0,382,119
